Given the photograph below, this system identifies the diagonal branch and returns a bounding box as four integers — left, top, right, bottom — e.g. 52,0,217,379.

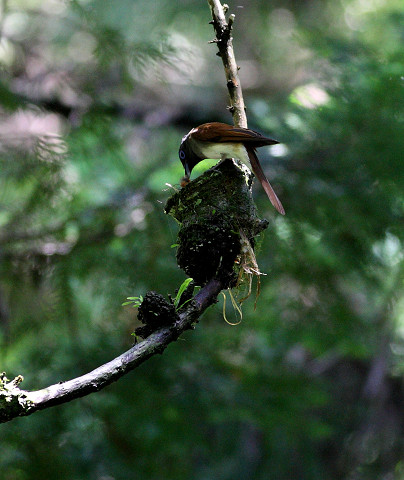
0,278,224,424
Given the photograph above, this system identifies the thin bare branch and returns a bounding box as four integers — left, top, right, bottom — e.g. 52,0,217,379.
207,0,247,128
0,278,224,424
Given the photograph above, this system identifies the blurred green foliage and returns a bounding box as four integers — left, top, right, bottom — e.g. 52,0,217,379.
1,0,404,479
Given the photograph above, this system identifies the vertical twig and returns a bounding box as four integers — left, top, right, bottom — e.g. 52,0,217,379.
207,0,247,128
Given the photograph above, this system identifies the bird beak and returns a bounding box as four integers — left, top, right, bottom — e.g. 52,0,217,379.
184,162,192,178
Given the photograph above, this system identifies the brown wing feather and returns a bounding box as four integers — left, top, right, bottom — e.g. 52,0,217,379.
192,122,278,147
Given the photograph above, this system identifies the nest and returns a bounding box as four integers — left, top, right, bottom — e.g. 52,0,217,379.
165,158,268,291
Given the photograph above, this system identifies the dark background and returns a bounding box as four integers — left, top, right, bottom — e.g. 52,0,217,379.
1,0,404,478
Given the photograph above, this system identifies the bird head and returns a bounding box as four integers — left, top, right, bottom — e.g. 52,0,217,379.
179,133,203,177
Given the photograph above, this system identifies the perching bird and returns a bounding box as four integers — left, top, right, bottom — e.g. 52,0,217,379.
179,122,285,215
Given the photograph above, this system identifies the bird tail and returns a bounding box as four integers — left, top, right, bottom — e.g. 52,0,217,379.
247,149,285,215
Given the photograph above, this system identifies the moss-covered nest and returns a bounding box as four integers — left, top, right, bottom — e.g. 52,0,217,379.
165,158,268,286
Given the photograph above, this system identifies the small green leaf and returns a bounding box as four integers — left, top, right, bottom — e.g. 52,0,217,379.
174,278,193,309
176,298,192,310
122,295,143,307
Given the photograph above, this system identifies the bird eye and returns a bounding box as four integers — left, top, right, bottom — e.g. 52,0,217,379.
179,150,186,160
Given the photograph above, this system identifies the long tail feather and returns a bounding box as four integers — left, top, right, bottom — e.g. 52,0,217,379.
247,149,285,215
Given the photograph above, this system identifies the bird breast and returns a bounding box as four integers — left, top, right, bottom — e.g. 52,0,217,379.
195,140,250,168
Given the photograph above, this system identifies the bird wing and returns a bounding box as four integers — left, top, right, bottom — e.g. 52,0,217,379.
192,123,279,147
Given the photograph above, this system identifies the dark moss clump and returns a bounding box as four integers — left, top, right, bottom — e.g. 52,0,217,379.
136,291,179,337
176,215,240,285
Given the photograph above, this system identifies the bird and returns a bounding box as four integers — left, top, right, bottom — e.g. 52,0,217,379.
179,122,285,215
